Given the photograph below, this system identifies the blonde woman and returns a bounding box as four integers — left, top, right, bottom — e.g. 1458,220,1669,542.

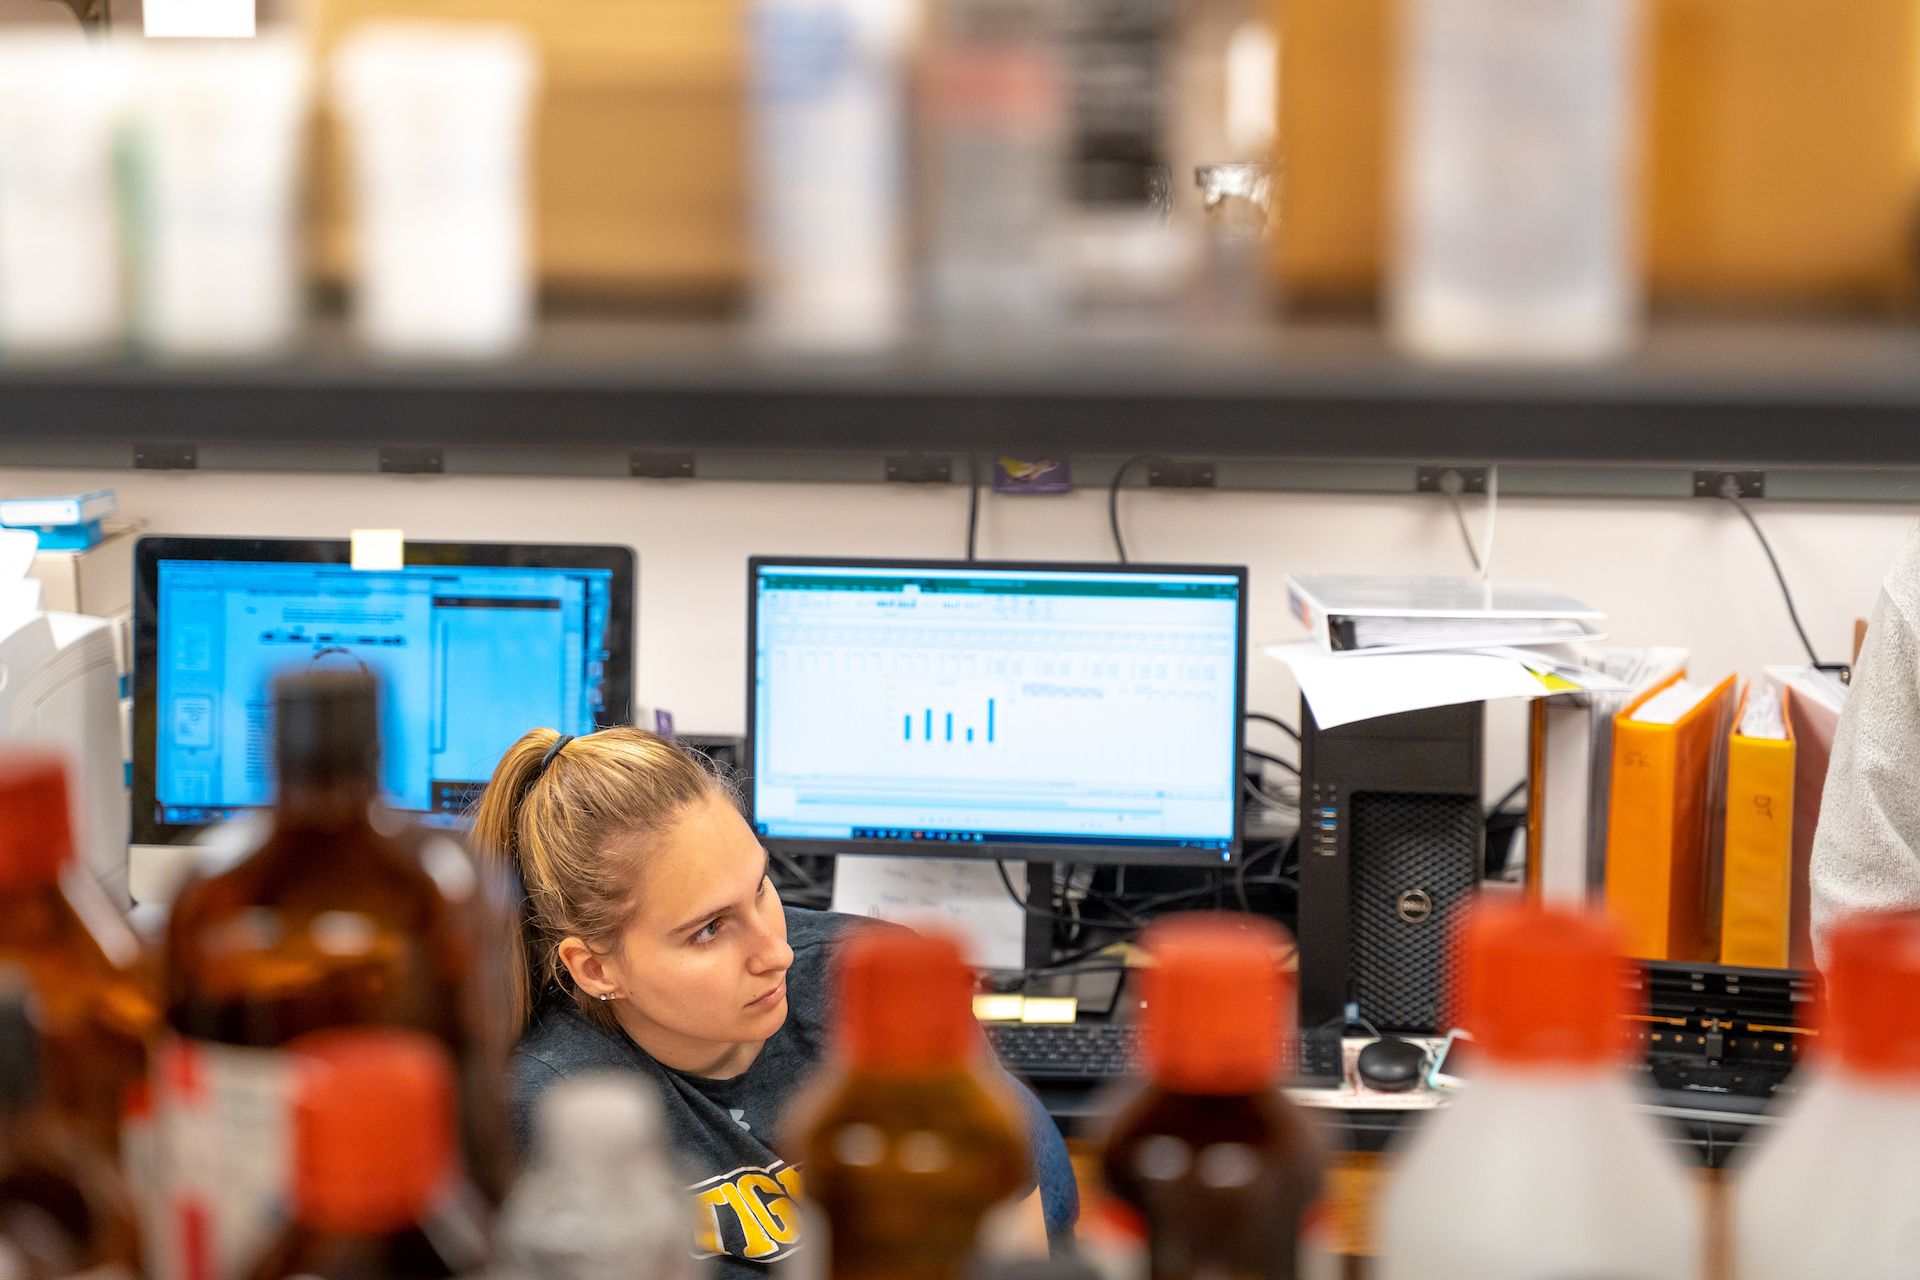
471,727,1076,1276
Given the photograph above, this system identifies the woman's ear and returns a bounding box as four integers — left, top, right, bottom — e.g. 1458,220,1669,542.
558,936,620,999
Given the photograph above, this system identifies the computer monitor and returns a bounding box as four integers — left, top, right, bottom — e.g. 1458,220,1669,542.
746,557,1247,866
133,536,634,843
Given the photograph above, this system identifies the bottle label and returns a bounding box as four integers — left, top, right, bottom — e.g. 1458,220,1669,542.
154,1039,294,1280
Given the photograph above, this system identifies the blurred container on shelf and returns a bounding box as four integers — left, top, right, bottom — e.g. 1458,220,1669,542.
1191,161,1271,321
0,31,129,357
500,1073,699,1280
0,963,143,1280
0,753,156,1164
306,0,745,306
329,19,539,358
747,0,915,349
130,35,311,360
1274,0,1920,317
919,0,1066,327
1392,0,1639,362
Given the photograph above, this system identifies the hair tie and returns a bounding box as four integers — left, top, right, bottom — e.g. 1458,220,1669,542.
537,734,575,779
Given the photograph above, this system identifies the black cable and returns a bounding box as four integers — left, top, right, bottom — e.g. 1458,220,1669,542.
1108,454,1160,564
1719,481,1850,682
993,859,1141,929
1244,746,1299,777
1487,777,1526,816
1447,493,1483,573
1245,711,1300,742
966,453,982,562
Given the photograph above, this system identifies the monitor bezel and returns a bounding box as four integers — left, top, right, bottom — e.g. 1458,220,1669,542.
745,555,1248,868
133,535,636,845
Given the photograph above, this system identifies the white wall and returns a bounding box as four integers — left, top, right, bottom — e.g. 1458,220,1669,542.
12,464,1910,799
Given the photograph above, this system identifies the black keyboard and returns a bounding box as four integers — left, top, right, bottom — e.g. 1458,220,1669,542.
985,1022,1140,1079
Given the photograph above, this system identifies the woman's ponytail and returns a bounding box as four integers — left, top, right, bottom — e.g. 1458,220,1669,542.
468,725,728,1035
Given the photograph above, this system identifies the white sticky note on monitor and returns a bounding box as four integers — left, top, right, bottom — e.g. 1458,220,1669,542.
830,855,1026,971
350,529,404,571
145,0,255,36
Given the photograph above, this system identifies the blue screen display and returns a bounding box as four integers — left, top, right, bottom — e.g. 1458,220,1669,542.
154,558,614,825
751,564,1241,856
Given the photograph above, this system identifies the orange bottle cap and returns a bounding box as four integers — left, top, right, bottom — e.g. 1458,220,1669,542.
1139,913,1293,1095
289,1028,454,1235
836,927,975,1072
1825,911,1920,1079
0,752,72,890
1456,901,1633,1067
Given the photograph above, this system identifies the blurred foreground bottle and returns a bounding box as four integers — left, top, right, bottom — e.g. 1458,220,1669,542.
330,22,540,360
1377,903,1699,1280
749,0,916,350
247,1029,487,1280
0,964,142,1280
790,929,1027,1280
1392,0,1638,361
1101,914,1321,1280
159,671,507,1280
0,33,128,358
0,752,155,1160
500,1073,697,1280
919,0,1066,327
1733,911,1920,1277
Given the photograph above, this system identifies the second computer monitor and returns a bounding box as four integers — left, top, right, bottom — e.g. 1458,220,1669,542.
747,558,1247,866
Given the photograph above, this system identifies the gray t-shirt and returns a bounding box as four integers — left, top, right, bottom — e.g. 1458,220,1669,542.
513,906,1001,1278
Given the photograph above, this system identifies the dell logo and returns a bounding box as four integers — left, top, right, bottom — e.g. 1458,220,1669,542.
1396,889,1433,924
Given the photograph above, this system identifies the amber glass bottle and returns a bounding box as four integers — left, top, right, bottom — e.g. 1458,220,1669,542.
160,671,497,1280
0,963,142,1279
791,929,1028,1280
247,1028,487,1280
1102,913,1322,1280
0,751,157,1159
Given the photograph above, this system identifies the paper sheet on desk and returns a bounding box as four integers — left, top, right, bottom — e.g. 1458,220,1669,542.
1264,641,1623,730
830,855,1027,970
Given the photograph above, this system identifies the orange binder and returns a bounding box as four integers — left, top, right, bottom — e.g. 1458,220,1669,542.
1605,672,1738,962
1719,686,1796,968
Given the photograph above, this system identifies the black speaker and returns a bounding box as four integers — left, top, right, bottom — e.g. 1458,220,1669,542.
1296,700,1484,1081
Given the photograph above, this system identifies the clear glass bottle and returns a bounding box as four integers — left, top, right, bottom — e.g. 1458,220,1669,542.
0,751,157,1160
159,671,499,1280
1377,902,1700,1280
1734,911,1920,1278
789,929,1028,1280
499,1073,697,1280
245,1028,487,1280
0,962,142,1280
1392,0,1639,362
1101,913,1321,1280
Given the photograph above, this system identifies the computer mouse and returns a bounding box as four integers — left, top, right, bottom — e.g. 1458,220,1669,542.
1357,1036,1427,1093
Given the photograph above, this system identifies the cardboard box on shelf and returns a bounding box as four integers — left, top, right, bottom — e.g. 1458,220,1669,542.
29,522,139,620
307,0,746,302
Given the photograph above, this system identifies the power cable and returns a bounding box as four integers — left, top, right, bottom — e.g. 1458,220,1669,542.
1245,711,1300,741
1244,746,1299,776
1717,476,1850,682
1108,454,1162,564
966,453,982,562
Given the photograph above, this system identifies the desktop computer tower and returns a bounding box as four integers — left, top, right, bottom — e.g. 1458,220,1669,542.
1297,701,1484,1081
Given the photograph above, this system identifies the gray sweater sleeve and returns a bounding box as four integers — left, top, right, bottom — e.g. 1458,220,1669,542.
1810,524,1920,961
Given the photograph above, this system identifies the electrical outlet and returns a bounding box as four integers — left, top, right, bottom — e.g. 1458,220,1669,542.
134,442,197,470
630,451,696,479
885,454,953,484
1147,459,1216,488
1693,470,1765,500
1416,466,1489,495
378,447,443,475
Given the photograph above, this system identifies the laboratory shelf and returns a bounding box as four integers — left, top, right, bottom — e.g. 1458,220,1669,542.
3,316,1920,499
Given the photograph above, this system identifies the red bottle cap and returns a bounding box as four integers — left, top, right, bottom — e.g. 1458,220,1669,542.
1825,911,1920,1079
1140,913,1293,1095
289,1028,454,1235
1456,902,1633,1067
0,752,73,890
836,927,975,1073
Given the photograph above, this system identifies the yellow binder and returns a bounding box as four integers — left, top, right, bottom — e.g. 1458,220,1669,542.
1606,672,1738,962
1720,686,1796,968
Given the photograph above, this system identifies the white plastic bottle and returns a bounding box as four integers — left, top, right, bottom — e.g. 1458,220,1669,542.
1392,0,1639,362
1734,912,1920,1279
1378,902,1700,1280
499,1073,700,1280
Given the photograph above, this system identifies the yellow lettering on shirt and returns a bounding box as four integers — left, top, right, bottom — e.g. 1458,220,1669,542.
716,1180,782,1258
738,1172,799,1243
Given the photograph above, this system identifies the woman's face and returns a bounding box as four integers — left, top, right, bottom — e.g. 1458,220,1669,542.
589,793,795,1068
